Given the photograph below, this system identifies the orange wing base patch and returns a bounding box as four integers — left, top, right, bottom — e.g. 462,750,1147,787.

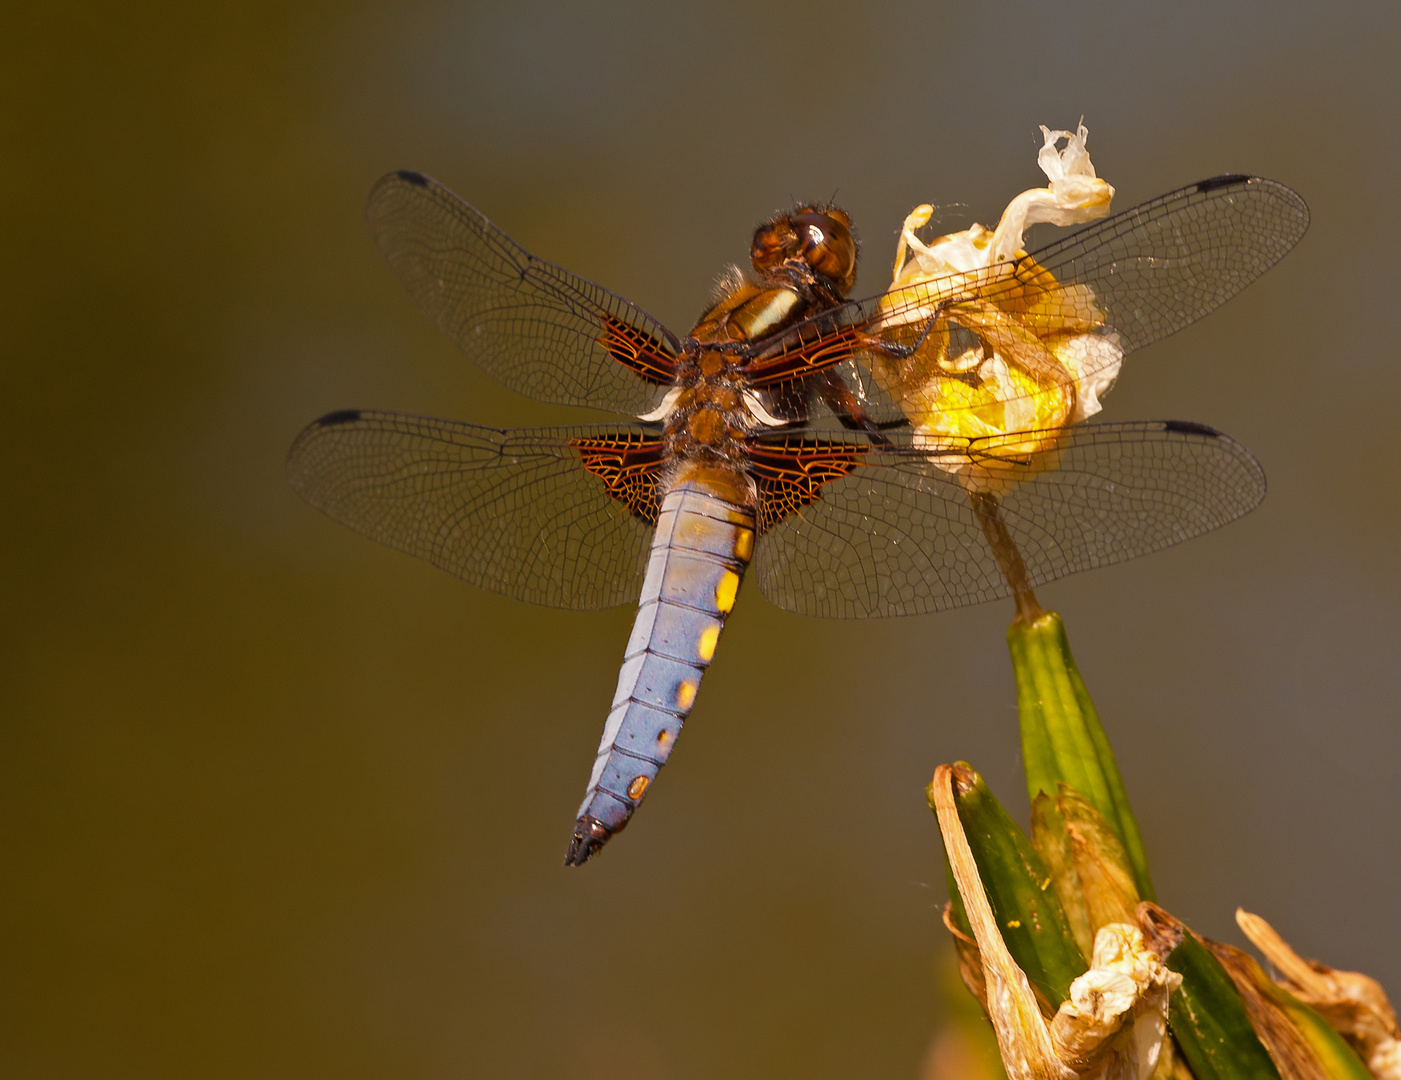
745,438,866,533
745,324,868,387
597,314,678,385
573,433,668,525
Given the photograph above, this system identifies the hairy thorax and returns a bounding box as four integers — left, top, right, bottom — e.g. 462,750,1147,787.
660,280,813,498
652,203,861,507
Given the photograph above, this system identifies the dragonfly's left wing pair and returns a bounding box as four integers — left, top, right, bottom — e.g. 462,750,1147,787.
288,412,1264,618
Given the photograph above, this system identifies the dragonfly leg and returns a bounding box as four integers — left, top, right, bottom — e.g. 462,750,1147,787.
865,297,962,362
815,369,892,447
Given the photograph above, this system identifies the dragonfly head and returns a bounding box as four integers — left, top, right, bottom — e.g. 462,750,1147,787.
750,205,858,297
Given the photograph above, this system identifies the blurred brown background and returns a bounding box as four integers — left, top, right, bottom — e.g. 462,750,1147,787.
5,2,1400,1077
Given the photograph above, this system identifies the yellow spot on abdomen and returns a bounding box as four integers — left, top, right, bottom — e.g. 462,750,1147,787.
715,570,740,614
732,528,754,563
656,729,674,749
675,679,697,711
627,775,650,800
697,625,720,662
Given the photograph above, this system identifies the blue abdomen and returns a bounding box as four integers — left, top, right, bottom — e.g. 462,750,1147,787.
565,472,755,865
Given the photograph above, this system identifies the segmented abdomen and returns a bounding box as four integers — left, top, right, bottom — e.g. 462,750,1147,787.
565,472,755,865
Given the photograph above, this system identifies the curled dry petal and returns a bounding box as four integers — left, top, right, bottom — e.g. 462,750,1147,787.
1237,910,1401,1080
987,123,1115,265
889,124,1114,284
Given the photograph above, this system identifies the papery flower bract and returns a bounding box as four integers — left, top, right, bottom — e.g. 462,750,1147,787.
874,123,1122,493
1050,924,1181,1080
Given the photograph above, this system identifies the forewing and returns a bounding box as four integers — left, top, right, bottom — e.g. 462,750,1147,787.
752,420,1265,618
287,410,665,609
748,176,1308,407
367,171,680,414
1009,175,1309,352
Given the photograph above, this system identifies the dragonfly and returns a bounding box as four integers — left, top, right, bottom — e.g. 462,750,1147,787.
287,169,1308,865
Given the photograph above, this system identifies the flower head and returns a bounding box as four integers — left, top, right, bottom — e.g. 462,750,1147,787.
874,123,1123,492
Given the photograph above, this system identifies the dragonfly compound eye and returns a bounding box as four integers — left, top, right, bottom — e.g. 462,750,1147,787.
790,210,857,295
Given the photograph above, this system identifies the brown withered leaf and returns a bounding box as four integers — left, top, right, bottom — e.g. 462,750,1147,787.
1032,786,1140,960
1032,794,1095,959
945,901,991,1013
1237,910,1400,1079
1206,940,1330,1080
1135,903,1185,961
1057,785,1140,934
934,765,1077,1080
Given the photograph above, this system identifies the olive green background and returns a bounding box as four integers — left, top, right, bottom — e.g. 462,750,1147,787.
6,2,1400,1077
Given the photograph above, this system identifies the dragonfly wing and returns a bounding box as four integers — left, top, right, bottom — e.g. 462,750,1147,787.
752,420,1265,618
287,410,666,610
367,171,680,414
749,176,1307,416
1011,174,1309,352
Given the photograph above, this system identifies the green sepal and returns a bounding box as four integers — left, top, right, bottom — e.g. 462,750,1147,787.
929,764,1086,1008
1165,928,1283,1080
1008,611,1156,901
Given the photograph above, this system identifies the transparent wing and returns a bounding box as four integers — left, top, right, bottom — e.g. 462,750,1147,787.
1005,174,1308,351
752,420,1265,618
287,409,665,610
747,176,1308,414
367,171,680,414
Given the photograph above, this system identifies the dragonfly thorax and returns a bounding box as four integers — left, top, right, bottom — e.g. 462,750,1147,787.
659,349,761,474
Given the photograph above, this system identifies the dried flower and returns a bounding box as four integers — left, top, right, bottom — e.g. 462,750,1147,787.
1051,923,1181,1080
873,123,1123,492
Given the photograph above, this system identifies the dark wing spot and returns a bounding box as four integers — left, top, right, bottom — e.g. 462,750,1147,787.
1196,174,1252,193
1162,419,1220,438
396,169,430,187
317,409,362,427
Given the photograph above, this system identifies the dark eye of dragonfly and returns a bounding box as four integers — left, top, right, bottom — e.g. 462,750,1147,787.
750,206,858,295
791,210,856,293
